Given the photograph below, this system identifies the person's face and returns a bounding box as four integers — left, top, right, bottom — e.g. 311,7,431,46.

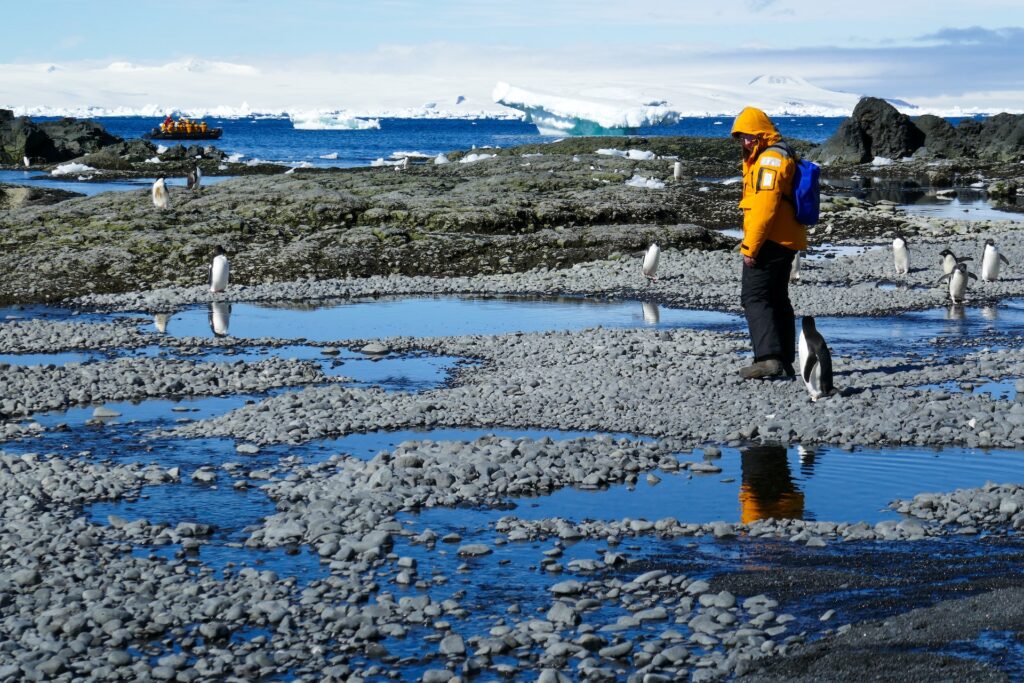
737,133,758,154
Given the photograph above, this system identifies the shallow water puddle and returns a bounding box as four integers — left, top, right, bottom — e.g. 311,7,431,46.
503,444,1024,526
158,297,741,340
0,169,235,196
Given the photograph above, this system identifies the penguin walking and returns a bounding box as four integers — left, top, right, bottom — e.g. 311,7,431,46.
642,243,660,282
789,251,802,283
209,246,230,293
939,248,970,276
186,163,202,192
798,316,836,401
209,302,231,337
939,261,977,304
981,238,1010,282
152,177,170,210
892,235,910,276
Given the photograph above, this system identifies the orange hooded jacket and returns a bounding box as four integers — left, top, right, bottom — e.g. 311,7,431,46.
731,107,808,258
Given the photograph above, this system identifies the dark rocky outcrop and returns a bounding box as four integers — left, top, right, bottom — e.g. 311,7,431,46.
0,109,122,164
813,97,924,164
0,183,84,209
814,98,1024,165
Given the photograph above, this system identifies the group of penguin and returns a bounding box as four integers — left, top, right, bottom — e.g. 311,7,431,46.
641,242,835,401
641,235,1014,401
150,163,203,210
892,235,1010,303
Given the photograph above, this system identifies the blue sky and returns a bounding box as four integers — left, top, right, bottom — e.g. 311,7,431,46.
7,0,1024,68
2,0,1023,111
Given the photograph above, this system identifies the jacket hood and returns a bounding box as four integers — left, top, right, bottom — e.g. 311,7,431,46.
731,107,782,147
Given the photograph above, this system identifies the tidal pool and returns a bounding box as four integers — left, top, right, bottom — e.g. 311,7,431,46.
0,169,235,196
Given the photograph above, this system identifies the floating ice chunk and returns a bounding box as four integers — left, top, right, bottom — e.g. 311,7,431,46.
434,153,449,165
626,174,665,189
156,145,168,153
289,110,381,130
460,153,496,163
51,162,96,176
227,153,245,163
871,156,894,166
371,157,405,167
493,81,679,136
319,152,339,159
390,151,432,160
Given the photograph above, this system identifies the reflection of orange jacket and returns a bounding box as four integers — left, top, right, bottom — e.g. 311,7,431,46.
740,485,805,524
731,107,807,258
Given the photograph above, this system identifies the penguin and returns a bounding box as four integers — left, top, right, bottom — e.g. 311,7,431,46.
209,302,231,337
152,177,170,210
938,261,977,304
153,313,171,334
789,251,802,283
642,302,659,325
892,235,910,276
980,238,1010,282
642,243,660,281
939,248,970,276
22,156,30,168
186,163,202,192
209,246,230,293
798,316,835,402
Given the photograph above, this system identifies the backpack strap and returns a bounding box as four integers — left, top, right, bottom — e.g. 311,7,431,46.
761,143,797,205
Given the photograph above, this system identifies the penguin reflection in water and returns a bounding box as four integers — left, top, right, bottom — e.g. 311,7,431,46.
209,246,230,293
798,316,836,401
209,302,231,337
153,313,172,334
939,261,977,304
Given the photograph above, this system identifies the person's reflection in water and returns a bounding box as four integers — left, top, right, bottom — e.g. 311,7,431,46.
739,444,804,524
209,302,231,337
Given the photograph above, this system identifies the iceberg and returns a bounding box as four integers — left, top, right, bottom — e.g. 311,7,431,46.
625,174,666,190
289,111,381,130
493,82,679,136
51,162,96,176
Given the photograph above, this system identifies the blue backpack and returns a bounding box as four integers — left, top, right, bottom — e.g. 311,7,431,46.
766,144,820,226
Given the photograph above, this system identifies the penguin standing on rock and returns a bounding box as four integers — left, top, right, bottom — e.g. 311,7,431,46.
789,251,802,283
939,248,970,276
209,246,230,293
981,239,1010,282
798,316,836,401
892,235,910,276
939,261,977,304
642,243,660,282
152,177,170,210
186,163,202,192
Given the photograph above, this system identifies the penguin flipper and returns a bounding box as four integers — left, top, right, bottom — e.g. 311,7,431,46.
968,272,978,281
1001,254,1010,265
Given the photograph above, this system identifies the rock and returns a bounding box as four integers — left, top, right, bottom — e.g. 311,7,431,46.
360,342,389,355
235,443,260,454
439,633,466,656
456,544,492,557
814,97,925,164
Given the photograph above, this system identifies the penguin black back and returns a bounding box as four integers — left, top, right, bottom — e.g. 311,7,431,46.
800,316,834,399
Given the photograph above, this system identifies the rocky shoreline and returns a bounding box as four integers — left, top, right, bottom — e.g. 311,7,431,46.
2,102,1024,681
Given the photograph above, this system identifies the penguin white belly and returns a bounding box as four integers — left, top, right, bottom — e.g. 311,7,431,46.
949,270,967,303
981,248,1000,281
893,246,909,275
798,330,810,379
210,256,230,293
806,361,825,400
942,254,956,275
642,245,660,280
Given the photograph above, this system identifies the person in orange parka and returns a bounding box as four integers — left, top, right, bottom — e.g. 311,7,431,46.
731,107,808,380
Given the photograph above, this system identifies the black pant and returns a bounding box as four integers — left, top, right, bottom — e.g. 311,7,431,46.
741,240,796,365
